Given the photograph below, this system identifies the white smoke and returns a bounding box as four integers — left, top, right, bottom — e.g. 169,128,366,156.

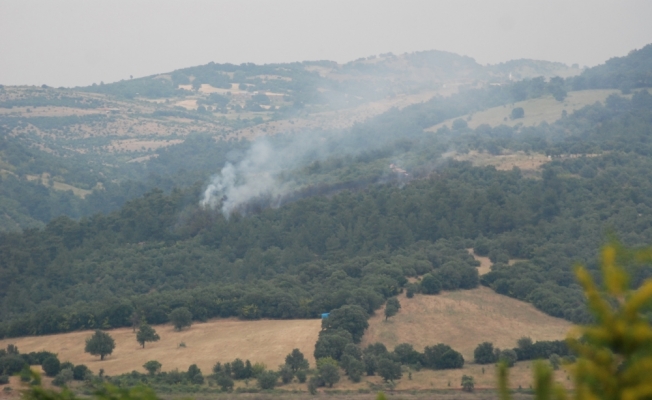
200,138,296,216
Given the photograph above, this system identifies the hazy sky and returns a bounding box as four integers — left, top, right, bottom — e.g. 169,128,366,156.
1,0,651,88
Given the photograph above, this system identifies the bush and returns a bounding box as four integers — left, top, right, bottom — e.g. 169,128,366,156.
73,364,90,380
296,369,307,383
257,370,277,389
420,273,442,294
474,342,497,364
279,365,294,384
0,355,27,375
42,356,61,377
0,375,8,385
52,368,73,387
215,373,234,391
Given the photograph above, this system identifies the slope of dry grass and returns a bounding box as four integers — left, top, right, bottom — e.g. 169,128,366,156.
427,89,622,132
362,287,571,361
0,319,321,376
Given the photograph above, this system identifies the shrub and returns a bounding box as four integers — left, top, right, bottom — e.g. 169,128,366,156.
296,369,307,383
42,356,61,377
257,370,277,389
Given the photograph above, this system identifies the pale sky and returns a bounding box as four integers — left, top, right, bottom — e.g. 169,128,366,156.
1,0,651,88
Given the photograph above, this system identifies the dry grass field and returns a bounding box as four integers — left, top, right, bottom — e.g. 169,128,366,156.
427,89,622,132
0,319,321,377
361,287,572,362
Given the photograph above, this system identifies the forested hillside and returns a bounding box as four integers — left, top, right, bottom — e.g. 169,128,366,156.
1,45,652,339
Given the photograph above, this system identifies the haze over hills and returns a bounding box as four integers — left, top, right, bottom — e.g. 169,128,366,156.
0,44,651,388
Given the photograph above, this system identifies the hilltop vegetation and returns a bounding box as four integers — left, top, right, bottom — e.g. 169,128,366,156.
0,44,652,341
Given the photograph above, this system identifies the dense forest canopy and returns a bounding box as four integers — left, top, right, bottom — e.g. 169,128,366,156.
1,45,652,338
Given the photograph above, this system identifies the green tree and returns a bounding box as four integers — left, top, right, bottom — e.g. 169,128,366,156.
136,324,160,348
420,273,442,294
216,373,234,391
321,305,369,343
142,360,161,375
72,364,90,381
376,358,402,382
279,364,294,384
384,297,400,321
474,342,497,364
84,330,116,361
257,370,278,389
42,356,61,377
318,363,340,387
285,348,309,372
187,364,204,384
498,349,517,367
461,375,475,392
169,307,192,331
548,353,561,370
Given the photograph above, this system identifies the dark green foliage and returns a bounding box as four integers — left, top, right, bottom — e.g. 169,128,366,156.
186,364,204,384
0,355,27,375
393,343,422,365
499,349,518,367
405,283,418,298
215,373,234,391
42,356,61,377
318,363,340,387
71,364,89,381
321,305,369,343
343,357,364,382
84,331,115,361
142,360,161,375
296,369,307,383
257,370,278,389
136,324,160,348
169,308,192,331
474,342,498,364
514,339,570,361
285,348,309,372
376,357,402,382
279,364,294,384
314,330,354,361
420,273,442,294
424,344,464,369
0,375,8,385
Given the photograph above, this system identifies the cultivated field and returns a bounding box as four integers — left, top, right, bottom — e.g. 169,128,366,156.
0,319,321,377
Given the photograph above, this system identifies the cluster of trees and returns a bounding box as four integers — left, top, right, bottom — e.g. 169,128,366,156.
0,344,91,387
474,337,572,368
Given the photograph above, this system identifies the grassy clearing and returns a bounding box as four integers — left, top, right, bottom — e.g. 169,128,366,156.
0,319,321,377
362,287,571,362
427,89,622,132
25,173,92,198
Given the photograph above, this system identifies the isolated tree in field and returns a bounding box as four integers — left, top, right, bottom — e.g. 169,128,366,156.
84,330,115,361
169,307,192,331
143,360,162,375
285,348,309,372
136,324,160,348
384,297,400,321
461,375,475,392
